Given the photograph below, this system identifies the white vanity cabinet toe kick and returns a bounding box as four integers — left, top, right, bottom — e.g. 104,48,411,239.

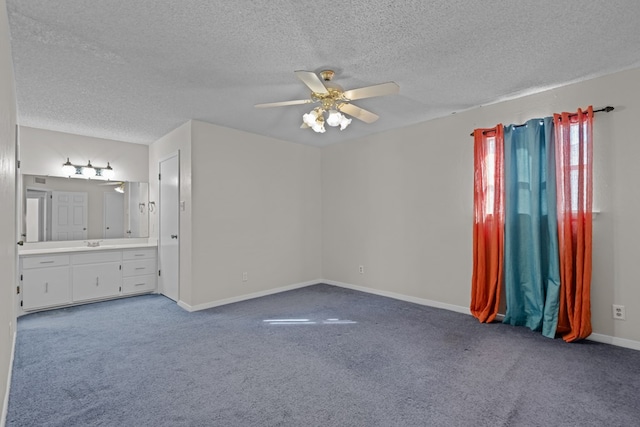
20,247,157,312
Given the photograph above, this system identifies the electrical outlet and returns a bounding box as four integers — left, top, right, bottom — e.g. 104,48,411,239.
359,265,364,274
612,304,626,320
242,272,248,282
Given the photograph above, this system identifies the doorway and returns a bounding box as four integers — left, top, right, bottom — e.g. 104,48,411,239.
104,191,125,238
159,153,180,301
25,189,48,242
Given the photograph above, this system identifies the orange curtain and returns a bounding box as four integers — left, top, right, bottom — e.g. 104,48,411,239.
554,106,593,342
471,125,504,323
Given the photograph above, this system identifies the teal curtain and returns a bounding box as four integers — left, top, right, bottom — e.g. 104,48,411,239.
503,117,561,338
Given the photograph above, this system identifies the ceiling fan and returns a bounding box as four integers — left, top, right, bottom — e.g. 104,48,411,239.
255,70,399,133
98,181,126,193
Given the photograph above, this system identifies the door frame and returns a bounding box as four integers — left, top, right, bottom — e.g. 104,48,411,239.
158,151,180,301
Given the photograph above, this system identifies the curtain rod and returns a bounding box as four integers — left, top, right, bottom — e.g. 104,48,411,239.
469,106,614,136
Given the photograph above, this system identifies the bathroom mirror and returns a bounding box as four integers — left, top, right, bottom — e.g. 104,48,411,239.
22,174,150,242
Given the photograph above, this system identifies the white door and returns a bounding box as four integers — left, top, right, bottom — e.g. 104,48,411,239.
51,191,88,240
159,154,180,301
104,191,125,238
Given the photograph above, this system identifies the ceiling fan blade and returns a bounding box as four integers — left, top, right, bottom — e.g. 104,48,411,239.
295,70,329,94
337,103,380,124
255,99,313,108
343,82,399,101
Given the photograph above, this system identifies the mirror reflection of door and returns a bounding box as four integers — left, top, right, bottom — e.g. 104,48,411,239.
51,191,88,241
25,189,48,242
104,191,125,239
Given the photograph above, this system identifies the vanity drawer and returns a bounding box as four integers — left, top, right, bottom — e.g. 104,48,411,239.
122,275,156,294
22,254,70,269
122,248,156,260
122,258,156,277
71,251,122,265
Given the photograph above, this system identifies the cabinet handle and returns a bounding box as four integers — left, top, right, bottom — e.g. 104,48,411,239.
45,282,48,293
96,277,99,287
135,267,146,270
171,234,178,239
134,254,144,257
134,283,145,287
39,260,55,264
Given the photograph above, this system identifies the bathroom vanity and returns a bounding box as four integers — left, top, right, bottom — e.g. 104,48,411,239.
18,240,157,314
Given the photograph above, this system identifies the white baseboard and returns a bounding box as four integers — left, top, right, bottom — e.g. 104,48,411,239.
177,279,322,312
1,330,16,427
587,333,640,351
324,280,471,315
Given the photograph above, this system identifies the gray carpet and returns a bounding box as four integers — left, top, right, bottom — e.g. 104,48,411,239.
6,284,640,426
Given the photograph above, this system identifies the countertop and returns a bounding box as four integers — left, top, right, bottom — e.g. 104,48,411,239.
19,239,157,256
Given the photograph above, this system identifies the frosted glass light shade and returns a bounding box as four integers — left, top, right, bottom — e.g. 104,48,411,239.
339,116,352,130
326,110,342,127
82,161,96,178
62,158,76,176
102,163,114,180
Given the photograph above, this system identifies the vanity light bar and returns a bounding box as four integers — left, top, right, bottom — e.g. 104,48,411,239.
62,158,114,179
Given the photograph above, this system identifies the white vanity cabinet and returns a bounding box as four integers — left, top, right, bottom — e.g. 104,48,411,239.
19,245,157,313
71,251,122,302
21,255,71,310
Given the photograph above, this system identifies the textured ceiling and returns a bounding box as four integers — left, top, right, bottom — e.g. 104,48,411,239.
6,1,640,147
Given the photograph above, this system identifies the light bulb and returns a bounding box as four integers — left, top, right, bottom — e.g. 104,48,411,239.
339,116,352,130
311,121,326,133
62,158,76,176
82,161,96,178
326,110,343,127
102,162,114,180
302,112,318,127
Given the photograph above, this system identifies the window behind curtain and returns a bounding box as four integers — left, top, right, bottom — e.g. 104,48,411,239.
471,126,504,323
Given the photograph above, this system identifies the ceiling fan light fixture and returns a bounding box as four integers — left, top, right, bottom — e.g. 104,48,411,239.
302,111,320,127
339,116,352,130
311,117,326,133
325,110,351,130
326,109,343,127
260,69,398,134
302,108,327,133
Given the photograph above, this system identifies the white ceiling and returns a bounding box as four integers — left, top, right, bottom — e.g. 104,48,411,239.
6,1,640,147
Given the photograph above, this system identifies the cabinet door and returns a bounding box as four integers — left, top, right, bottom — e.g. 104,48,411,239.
72,262,121,302
22,266,71,310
